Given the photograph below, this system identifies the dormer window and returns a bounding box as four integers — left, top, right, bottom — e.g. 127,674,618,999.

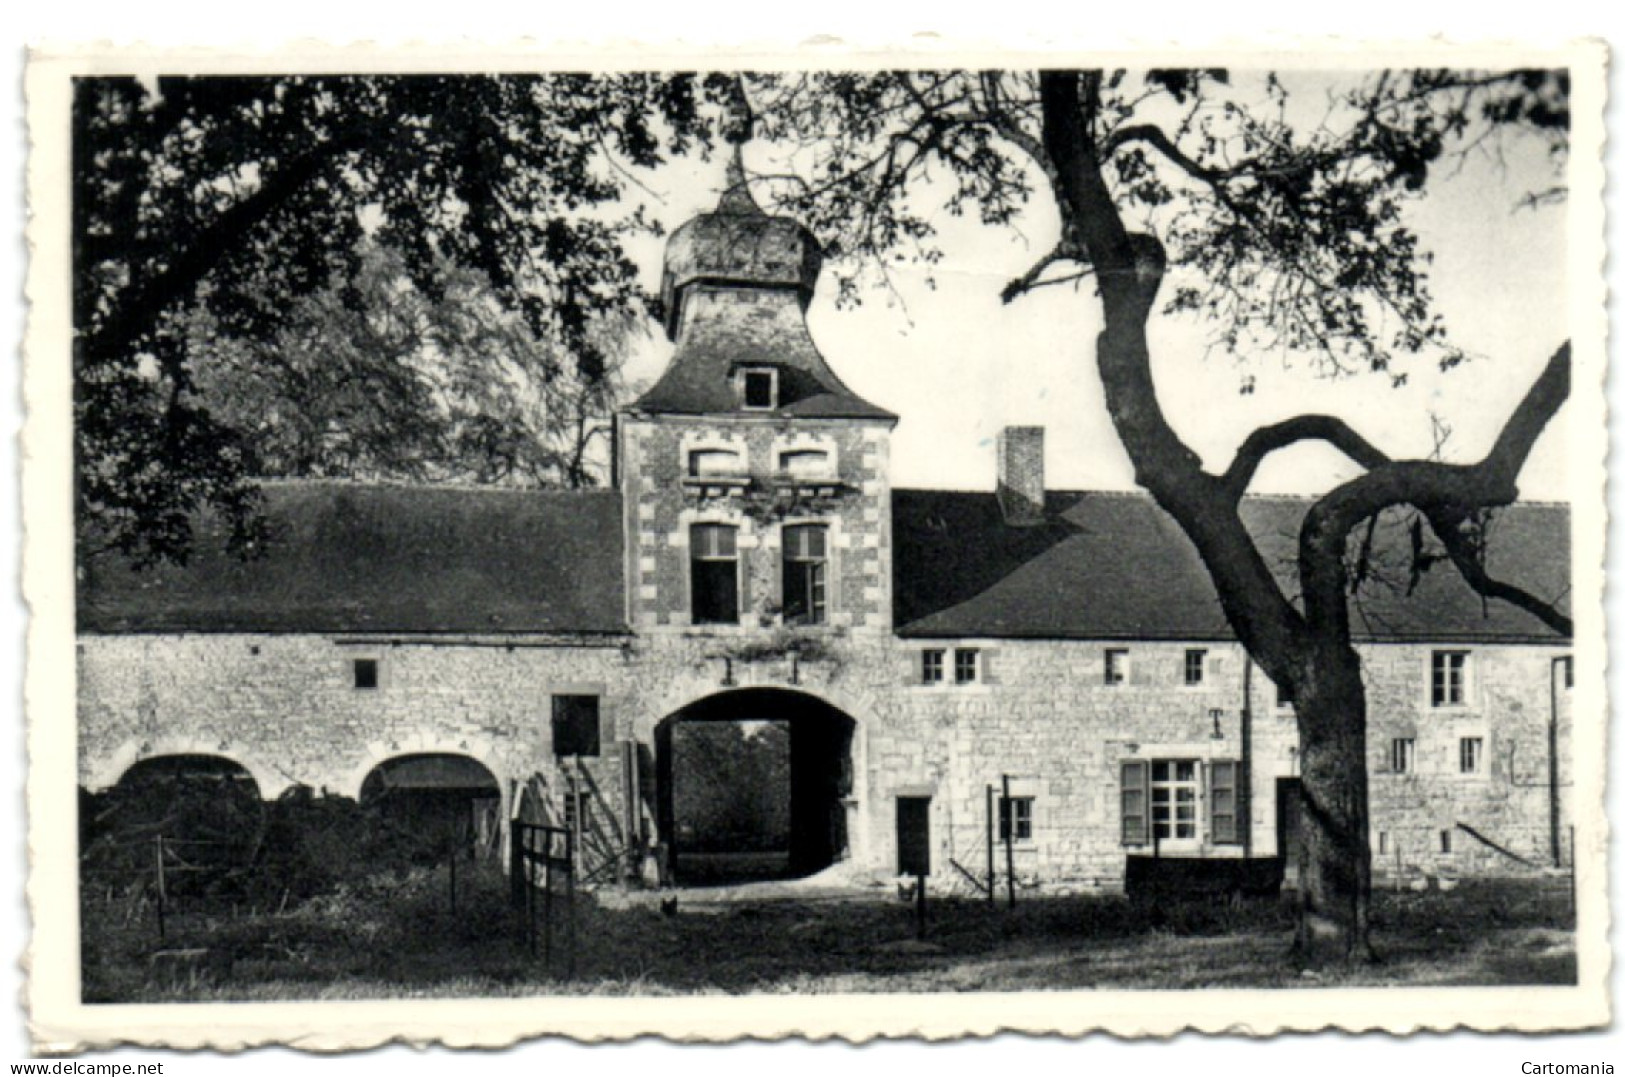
742,367,778,410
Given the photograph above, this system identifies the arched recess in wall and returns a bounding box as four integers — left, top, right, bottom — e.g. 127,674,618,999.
81,754,267,887
87,738,289,801
358,753,504,862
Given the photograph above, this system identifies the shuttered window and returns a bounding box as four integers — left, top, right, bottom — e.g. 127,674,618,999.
1209,759,1240,845
1120,760,1149,846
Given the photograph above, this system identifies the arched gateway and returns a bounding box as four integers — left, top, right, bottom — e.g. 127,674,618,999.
654,689,856,885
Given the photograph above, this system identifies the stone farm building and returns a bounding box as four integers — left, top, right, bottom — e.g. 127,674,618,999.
77,166,1575,894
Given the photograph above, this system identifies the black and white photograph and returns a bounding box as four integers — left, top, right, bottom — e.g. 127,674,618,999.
18,40,1610,1050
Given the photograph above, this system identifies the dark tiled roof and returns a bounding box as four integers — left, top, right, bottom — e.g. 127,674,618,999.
633,288,896,421
79,482,627,635
893,490,1571,643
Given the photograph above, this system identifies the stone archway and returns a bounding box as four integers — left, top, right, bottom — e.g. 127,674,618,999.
654,688,856,886
82,754,267,891
359,753,503,861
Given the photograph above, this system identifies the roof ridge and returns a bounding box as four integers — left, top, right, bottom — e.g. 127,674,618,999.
254,477,616,497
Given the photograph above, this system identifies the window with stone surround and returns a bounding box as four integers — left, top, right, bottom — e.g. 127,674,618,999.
1430,650,1470,707
690,523,739,624
741,367,777,410
954,648,980,685
1120,758,1240,848
1184,649,1206,686
920,648,945,684
1390,737,1415,774
1459,735,1484,774
998,795,1034,844
551,695,601,758
352,658,379,690
778,448,832,478
781,524,828,625
1104,648,1129,686
688,447,743,477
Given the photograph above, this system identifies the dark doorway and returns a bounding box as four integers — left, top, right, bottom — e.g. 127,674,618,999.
360,754,503,861
1276,777,1303,887
654,689,856,886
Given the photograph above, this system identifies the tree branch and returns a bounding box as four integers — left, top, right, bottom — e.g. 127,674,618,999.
1221,414,1391,500
1000,241,1088,303
1424,509,1572,636
1102,123,1253,186
82,124,378,368
1299,343,1571,638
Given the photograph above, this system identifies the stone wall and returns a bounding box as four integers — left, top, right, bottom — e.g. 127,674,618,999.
78,628,1572,891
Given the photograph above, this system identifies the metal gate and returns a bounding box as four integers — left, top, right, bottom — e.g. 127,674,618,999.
509,821,576,976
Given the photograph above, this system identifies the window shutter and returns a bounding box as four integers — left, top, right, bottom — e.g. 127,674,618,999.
1209,759,1239,845
1129,653,1151,687
980,647,999,685
1120,760,1149,846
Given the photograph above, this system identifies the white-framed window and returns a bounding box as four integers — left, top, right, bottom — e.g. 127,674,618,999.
690,523,740,625
921,648,945,684
741,367,778,410
998,795,1034,844
1459,735,1484,774
1390,737,1415,775
954,648,980,685
1121,758,1239,848
1430,650,1470,707
1150,760,1200,842
1184,649,1206,686
781,524,829,625
1104,648,1129,686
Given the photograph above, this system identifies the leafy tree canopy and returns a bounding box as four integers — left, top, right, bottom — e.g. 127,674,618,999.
74,72,735,566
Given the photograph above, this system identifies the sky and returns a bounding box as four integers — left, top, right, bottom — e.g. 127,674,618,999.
618,74,1572,501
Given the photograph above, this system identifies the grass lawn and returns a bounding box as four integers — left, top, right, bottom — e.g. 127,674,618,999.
80,867,1576,1002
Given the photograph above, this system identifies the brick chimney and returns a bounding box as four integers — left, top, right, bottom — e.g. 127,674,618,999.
996,426,1045,526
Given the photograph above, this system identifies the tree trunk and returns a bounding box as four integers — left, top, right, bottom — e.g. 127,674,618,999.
1291,642,1376,964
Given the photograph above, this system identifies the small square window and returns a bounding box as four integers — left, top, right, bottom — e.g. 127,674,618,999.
954,648,980,685
1390,737,1415,775
999,796,1034,843
1104,648,1128,686
1459,735,1483,775
742,369,777,409
1183,649,1206,686
921,649,945,684
352,658,379,690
